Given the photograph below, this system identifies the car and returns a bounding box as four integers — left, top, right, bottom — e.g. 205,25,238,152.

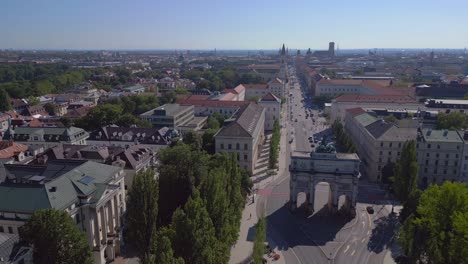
289,138,294,143
295,119,298,122
314,140,318,143
311,144,315,148
308,136,313,140
366,206,374,214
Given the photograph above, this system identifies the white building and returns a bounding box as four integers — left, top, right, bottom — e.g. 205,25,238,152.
0,160,126,264
258,92,281,131
215,103,265,173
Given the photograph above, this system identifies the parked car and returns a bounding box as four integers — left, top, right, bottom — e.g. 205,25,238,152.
366,206,374,214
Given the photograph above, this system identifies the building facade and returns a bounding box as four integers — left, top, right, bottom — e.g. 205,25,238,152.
215,103,265,173
3,126,88,148
139,104,194,129
417,128,463,187
258,92,281,131
0,160,126,264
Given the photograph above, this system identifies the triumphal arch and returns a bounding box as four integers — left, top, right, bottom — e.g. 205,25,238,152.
289,151,360,215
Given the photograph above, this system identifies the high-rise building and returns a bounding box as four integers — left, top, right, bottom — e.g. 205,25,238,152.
329,42,335,57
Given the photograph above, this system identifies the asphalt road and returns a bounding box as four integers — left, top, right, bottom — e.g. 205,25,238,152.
261,66,397,264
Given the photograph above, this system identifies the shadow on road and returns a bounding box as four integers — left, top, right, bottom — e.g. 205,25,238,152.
266,202,353,252
367,213,399,254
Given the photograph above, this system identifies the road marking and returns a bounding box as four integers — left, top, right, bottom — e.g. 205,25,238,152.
361,238,366,243
343,244,350,253
367,230,371,235
361,221,365,227
351,250,356,256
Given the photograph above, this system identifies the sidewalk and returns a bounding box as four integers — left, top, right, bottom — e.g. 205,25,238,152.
229,102,289,264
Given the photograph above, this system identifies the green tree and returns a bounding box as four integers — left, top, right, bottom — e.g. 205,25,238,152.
384,114,397,123
160,90,177,105
171,191,218,264
182,130,202,151
252,216,267,264
157,145,209,225
43,102,56,115
314,94,334,107
202,129,217,154
392,140,419,203
269,120,281,169
437,111,468,130
207,116,220,130
0,89,12,111
154,228,185,264
26,95,40,106
124,169,159,263
399,182,468,264
60,117,72,128
19,209,92,264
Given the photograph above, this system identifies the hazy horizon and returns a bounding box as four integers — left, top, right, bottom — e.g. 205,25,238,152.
2,0,468,50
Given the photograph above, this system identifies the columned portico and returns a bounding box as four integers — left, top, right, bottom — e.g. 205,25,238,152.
289,151,360,216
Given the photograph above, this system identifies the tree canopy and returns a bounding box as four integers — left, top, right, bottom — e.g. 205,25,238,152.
124,169,160,263
19,209,93,264
399,182,468,264
437,111,468,130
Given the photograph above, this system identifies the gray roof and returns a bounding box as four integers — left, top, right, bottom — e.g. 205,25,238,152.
354,113,377,127
216,103,265,138
365,120,394,139
378,126,417,141
0,160,122,213
420,128,463,143
140,104,192,117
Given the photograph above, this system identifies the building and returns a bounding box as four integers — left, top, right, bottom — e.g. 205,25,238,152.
330,94,422,123
258,92,281,131
139,104,195,129
267,78,286,99
316,79,402,97
122,85,145,94
37,143,157,191
0,160,126,264
312,42,335,58
215,103,265,173
457,130,468,184
417,128,463,187
0,113,9,135
289,151,360,214
345,108,417,181
240,79,286,100
175,98,248,117
3,126,88,148
0,141,29,163
87,126,173,151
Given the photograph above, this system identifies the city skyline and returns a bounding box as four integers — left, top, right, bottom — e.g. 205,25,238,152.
2,0,468,50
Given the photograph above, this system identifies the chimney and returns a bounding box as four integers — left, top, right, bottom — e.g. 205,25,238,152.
443,130,448,136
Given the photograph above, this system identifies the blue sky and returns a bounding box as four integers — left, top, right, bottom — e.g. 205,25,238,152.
1,0,468,50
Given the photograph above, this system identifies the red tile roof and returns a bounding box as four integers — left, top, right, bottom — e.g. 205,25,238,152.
335,94,417,103
260,92,280,102
345,107,366,117
176,99,248,108
241,84,269,89
319,79,404,95
0,141,28,159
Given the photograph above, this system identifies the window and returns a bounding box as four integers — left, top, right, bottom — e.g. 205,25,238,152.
424,168,428,173
445,161,448,166
398,142,402,148
380,142,383,147
437,145,441,149
244,154,248,160
454,169,457,174
417,143,419,148
76,214,81,224
434,169,438,174
8,227,13,234
426,153,430,157
436,153,439,158
397,152,401,156
435,160,438,165
221,144,224,150
465,156,468,160
379,158,382,162
228,144,232,150
0,226,3,232
425,160,429,165
456,154,459,158
446,154,449,158
457,146,460,150
388,151,392,155
389,142,393,147
244,144,248,150
428,144,431,149
236,143,240,150
455,161,458,166
444,170,447,174
379,151,383,155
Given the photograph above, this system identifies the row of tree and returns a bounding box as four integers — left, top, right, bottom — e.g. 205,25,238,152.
389,140,468,263
252,217,267,264
269,120,281,169
332,120,357,153
125,131,253,264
